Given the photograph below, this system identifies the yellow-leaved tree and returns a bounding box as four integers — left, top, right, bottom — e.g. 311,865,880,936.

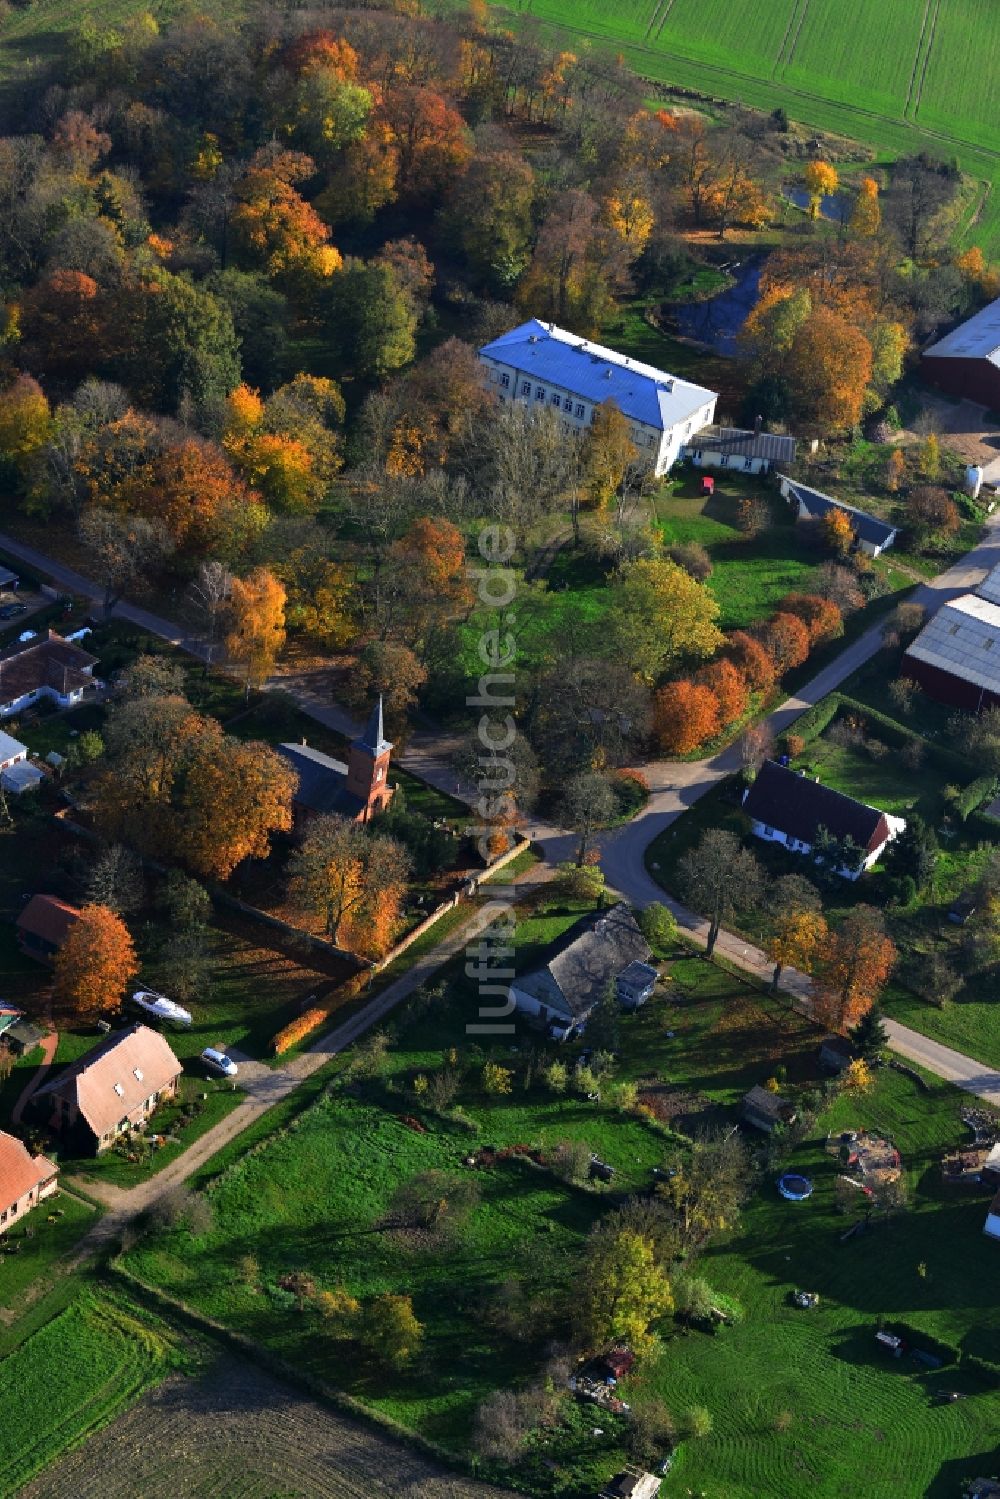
577,1228,673,1354
226,567,287,692
803,159,838,218
615,557,723,682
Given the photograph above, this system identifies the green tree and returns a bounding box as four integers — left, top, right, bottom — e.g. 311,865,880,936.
638,902,678,954
848,1006,889,1060
883,814,938,891
327,261,418,378
126,270,241,417
587,981,620,1052
205,268,289,392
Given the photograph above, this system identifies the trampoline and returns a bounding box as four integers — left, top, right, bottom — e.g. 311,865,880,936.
777,1173,814,1201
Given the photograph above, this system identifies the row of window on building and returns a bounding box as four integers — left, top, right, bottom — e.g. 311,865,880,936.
497,372,656,449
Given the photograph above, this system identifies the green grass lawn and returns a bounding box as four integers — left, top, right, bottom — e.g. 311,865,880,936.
122,930,1000,1494
647,1064,1000,1499
0,1188,95,1308
657,476,820,630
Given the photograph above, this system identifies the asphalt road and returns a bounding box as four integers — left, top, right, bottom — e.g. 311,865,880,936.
5,520,1000,1112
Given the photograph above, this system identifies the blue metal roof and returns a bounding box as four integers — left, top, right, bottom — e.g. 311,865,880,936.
479,320,716,432
781,477,896,548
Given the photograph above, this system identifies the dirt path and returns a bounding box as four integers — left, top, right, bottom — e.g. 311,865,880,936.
18,1354,515,1499
11,1029,57,1124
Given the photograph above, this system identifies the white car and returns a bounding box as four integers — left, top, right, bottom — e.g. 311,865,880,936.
132,990,193,1026
201,1047,238,1078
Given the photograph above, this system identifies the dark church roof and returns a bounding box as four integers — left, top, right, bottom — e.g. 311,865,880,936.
278,742,366,818
743,760,889,852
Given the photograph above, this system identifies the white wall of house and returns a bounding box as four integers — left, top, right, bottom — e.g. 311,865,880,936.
681,446,770,475
617,976,656,1009
984,1210,1000,1240
747,815,904,880
480,356,716,477
508,983,580,1039
0,746,26,771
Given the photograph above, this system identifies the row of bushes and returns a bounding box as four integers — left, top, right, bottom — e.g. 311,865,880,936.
794,689,981,788
272,1007,331,1056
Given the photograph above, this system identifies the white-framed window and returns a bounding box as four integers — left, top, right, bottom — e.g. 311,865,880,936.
647,436,655,449
535,386,545,401
500,372,510,388
575,403,585,418
550,392,561,407
520,380,530,396
563,396,573,411
745,456,753,470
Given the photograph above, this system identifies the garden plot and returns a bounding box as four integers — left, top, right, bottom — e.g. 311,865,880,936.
22,1353,514,1499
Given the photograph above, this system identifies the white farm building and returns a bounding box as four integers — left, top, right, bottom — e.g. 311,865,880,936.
478,320,718,476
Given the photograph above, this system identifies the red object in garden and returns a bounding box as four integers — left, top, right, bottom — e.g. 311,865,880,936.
701,475,715,495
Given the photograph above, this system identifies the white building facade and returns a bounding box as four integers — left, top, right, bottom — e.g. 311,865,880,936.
479,320,717,477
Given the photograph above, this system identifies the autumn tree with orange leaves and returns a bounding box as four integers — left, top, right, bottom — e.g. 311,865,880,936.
53,904,139,1021
803,160,838,218
695,658,749,727
724,630,776,692
755,612,811,674
653,680,720,754
289,815,410,957
785,307,873,430
176,735,296,880
231,147,342,296
226,568,287,691
821,506,856,556
778,593,843,646
813,906,896,1034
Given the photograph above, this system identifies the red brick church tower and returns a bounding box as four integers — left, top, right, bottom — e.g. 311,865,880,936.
346,697,394,822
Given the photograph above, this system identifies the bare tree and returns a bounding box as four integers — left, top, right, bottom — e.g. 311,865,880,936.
677,828,764,957
557,771,617,865
187,559,232,664
78,507,172,616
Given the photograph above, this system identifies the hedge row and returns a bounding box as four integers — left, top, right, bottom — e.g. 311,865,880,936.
271,1006,331,1056
795,690,979,785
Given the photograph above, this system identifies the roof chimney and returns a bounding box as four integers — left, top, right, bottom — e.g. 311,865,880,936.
301,737,307,747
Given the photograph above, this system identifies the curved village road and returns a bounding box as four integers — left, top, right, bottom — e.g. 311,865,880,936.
3,522,1000,1116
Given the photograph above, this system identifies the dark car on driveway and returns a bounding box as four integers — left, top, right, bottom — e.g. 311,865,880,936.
0,603,27,620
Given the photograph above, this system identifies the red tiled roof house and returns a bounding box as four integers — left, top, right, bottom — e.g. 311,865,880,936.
33,1024,183,1155
0,1129,57,1231
16,894,81,962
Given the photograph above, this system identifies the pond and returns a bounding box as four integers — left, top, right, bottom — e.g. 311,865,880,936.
785,185,853,223
671,258,761,355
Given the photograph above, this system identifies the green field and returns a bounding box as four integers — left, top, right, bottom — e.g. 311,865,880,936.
121,941,1000,1495
474,0,1000,250
0,1291,177,1492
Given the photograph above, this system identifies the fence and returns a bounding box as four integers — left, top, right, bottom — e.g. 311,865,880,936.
374,836,530,971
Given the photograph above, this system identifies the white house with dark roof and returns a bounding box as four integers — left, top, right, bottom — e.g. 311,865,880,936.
742,761,904,879
779,475,897,557
508,902,653,1040
680,422,797,474
478,320,717,476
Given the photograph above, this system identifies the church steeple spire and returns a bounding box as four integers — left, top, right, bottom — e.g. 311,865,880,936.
345,696,394,821
357,695,392,758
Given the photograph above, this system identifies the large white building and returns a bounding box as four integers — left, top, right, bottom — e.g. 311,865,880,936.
478,320,718,476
